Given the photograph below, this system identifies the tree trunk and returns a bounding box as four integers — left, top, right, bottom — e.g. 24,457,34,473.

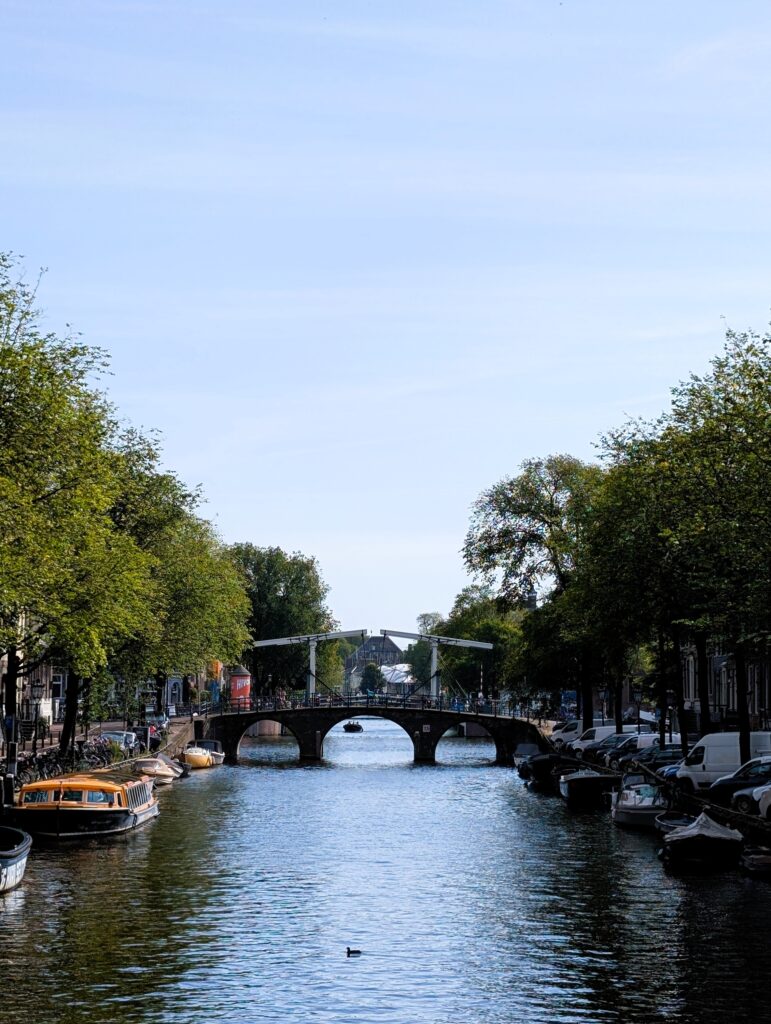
614,671,623,734
670,624,688,757
59,671,81,756
2,646,21,741
734,643,751,766
581,671,593,733
695,631,712,736
657,631,668,749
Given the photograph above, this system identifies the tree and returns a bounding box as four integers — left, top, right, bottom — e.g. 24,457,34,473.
0,255,156,743
229,544,336,692
464,455,605,727
109,468,252,719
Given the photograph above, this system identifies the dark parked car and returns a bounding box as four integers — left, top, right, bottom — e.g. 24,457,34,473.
581,732,637,765
619,744,683,772
706,757,771,807
730,782,771,816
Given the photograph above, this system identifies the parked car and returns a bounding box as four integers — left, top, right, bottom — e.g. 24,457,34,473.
619,743,683,772
100,730,140,756
551,719,605,750
604,733,671,771
731,781,771,816
676,731,771,792
657,761,684,780
570,723,650,757
581,732,640,765
758,786,771,820
706,756,771,807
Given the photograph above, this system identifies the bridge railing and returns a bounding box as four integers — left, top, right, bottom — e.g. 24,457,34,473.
210,692,529,719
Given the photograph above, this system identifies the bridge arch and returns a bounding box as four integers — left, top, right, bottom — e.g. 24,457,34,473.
233,718,302,762
434,719,503,765
204,705,549,766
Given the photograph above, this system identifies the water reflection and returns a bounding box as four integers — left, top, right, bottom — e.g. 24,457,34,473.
1,720,769,1024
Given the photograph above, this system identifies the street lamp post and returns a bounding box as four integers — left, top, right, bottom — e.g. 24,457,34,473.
632,686,644,734
31,680,44,755
666,689,676,743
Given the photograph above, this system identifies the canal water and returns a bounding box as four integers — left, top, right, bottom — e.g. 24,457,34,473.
3,720,771,1024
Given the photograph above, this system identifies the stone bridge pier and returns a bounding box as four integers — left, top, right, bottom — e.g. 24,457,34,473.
203,707,549,766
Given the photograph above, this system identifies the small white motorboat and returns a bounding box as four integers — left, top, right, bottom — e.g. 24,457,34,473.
611,782,668,828
133,758,177,785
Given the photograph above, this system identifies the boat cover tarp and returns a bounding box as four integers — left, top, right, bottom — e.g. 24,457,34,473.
665,812,743,844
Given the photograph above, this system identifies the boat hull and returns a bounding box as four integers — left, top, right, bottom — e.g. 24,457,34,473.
559,771,621,809
0,826,32,893
182,748,213,769
9,802,159,840
662,836,742,871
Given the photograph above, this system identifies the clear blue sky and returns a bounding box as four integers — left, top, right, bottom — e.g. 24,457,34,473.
3,1,771,635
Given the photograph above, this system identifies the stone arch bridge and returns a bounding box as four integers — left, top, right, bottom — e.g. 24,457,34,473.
196,698,550,765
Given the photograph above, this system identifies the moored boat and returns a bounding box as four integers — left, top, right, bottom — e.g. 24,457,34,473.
9,774,159,839
520,752,578,789
655,811,697,835
194,739,225,764
611,782,669,829
740,845,771,877
661,812,743,871
0,825,32,892
156,752,189,777
182,746,213,769
133,758,177,785
559,769,622,809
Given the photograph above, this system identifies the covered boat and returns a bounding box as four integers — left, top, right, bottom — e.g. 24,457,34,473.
0,825,32,892
9,774,159,839
559,769,622,809
611,782,669,829
661,812,743,870
133,758,177,785
156,752,189,777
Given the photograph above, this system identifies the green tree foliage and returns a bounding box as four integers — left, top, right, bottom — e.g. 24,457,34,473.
595,331,771,759
0,255,156,732
464,455,605,726
360,662,383,695
229,544,336,692
464,455,604,600
407,588,524,701
0,255,252,751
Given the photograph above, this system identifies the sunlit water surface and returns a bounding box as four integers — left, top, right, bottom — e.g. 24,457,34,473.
2,720,770,1024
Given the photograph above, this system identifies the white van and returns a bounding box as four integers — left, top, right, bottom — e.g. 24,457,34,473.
552,719,605,750
571,723,650,756
676,732,771,792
